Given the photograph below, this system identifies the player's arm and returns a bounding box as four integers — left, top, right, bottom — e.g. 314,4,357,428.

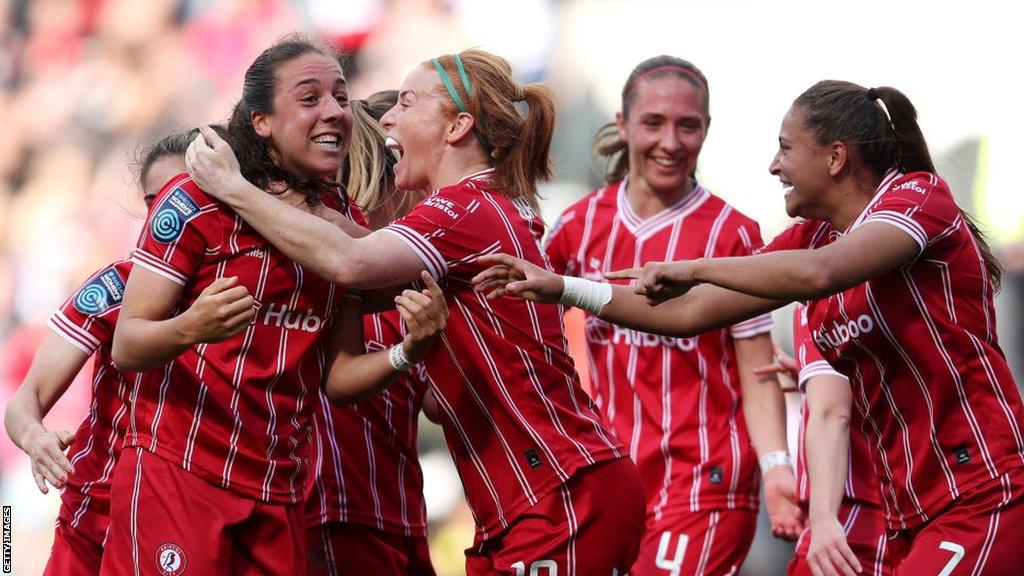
804,374,862,576
3,333,90,493
614,222,918,304
112,271,254,371
472,254,784,338
735,333,804,541
324,272,448,404
186,126,425,289
421,388,442,424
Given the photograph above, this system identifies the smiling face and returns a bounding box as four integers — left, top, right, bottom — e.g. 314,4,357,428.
252,52,352,181
769,107,835,218
379,65,453,193
617,75,708,199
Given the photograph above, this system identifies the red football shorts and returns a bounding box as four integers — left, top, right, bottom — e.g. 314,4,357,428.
306,522,436,576
465,457,646,576
631,508,757,576
890,471,1024,576
43,517,104,576
99,447,304,576
788,500,892,576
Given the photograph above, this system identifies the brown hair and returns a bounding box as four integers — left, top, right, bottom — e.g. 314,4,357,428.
427,49,555,211
227,33,343,205
594,55,710,185
793,80,1002,290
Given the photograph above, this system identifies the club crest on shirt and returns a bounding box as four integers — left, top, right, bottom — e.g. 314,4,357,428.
155,542,187,575
150,187,201,243
73,267,126,315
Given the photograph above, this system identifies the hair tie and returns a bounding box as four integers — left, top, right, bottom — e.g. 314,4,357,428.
624,65,707,100
514,84,526,102
867,87,896,132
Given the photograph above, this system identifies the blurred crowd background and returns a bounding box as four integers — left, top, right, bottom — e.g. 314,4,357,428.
0,0,1021,574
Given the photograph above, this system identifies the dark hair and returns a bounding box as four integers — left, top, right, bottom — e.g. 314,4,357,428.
227,33,343,205
793,80,1002,290
136,128,199,191
344,90,398,213
428,49,556,211
594,55,710,184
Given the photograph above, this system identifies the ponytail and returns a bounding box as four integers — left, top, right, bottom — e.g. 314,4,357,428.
794,80,1002,290
428,50,556,211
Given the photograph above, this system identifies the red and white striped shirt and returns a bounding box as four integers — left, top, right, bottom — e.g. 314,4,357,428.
127,175,351,504
47,260,136,541
306,310,429,537
384,170,624,539
791,303,881,508
545,179,774,521
763,171,1024,529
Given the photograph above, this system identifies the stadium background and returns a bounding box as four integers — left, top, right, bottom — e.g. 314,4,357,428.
0,0,1021,573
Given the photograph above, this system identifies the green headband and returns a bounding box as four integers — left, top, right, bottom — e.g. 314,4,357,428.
432,54,473,113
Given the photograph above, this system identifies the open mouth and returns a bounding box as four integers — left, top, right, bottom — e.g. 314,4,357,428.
385,136,403,160
312,134,341,150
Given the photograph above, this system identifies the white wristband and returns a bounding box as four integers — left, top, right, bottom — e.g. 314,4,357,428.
559,276,613,315
759,450,792,474
387,343,414,372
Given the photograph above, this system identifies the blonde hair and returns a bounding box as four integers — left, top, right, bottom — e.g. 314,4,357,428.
427,49,555,211
344,91,398,213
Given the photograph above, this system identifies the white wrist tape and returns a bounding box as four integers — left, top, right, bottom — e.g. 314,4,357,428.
559,276,613,315
759,450,793,474
387,343,414,372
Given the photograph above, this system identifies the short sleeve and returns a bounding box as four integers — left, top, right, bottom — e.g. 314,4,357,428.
721,219,773,339
382,186,492,280
860,174,959,255
47,261,129,355
792,305,845,391
131,178,220,286
544,210,577,276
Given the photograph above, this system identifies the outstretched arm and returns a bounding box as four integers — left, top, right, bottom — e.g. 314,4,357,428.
4,334,89,493
472,253,785,338
616,222,918,303
186,126,424,289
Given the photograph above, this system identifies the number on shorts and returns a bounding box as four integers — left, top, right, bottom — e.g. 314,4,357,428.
937,541,965,576
511,559,558,576
654,530,689,576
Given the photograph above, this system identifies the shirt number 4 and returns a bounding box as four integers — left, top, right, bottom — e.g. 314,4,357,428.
655,530,690,576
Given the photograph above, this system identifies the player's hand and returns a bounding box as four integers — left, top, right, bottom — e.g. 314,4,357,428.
186,125,246,201
806,516,862,576
763,464,806,541
397,271,448,362
178,276,256,344
753,345,799,381
472,254,564,303
24,427,75,493
604,260,698,305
